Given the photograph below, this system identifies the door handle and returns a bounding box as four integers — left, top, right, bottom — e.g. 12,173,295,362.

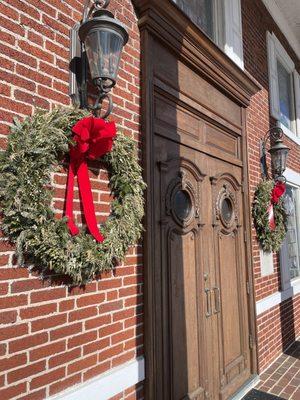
213,286,221,314
205,288,212,317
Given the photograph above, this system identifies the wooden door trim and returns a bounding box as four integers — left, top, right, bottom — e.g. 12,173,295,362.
133,0,261,397
134,0,261,107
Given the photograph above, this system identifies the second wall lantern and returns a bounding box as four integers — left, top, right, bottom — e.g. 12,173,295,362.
260,127,290,182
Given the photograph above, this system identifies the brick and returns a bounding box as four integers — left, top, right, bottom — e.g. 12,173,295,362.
49,374,81,397
0,268,29,280
17,389,47,400
0,310,17,325
31,314,67,332
20,303,57,319
98,344,123,362
0,343,6,356
50,322,82,341
0,294,28,310
68,306,98,322
11,279,48,293
0,353,27,373
30,287,67,303
0,283,8,295
30,340,66,362
0,382,27,399
99,322,123,338
9,332,48,353
30,367,65,390
14,90,50,110
0,96,32,116
76,293,105,308
20,15,54,39
83,337,110,356
15,65,52,87
0,323,28,341
0,43,37,68
85,314,111,331
112,350,135,368
0,15,24,36
99,300,123,314
7,360,45,384
68,330,97,349
59,299,74,312
112,328,135,345
83,361,110,381
67,354,97,375
49,348,81,369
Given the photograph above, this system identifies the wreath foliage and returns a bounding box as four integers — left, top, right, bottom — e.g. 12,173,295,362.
252,180,287,253
0,108,146,285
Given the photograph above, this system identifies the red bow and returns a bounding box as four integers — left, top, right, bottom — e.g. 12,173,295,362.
268,181,286,231
65,116,116,242
271,182,286,204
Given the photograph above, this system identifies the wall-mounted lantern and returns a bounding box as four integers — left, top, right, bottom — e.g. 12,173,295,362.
69,0,128,118
260,127,290,181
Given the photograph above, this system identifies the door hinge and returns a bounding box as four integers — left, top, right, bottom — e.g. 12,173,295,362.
249,333,254,349
244,230,247,243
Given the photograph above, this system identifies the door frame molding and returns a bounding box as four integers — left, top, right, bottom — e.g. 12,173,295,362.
132,0,261,398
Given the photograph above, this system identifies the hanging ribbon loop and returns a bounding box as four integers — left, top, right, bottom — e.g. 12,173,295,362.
65,116,116,242
268,181,286,231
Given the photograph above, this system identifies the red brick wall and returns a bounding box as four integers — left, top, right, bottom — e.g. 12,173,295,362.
0,1,143,399
242,0,300,371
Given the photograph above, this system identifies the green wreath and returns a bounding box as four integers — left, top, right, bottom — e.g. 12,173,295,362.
252,180,287,253
0,108,146,285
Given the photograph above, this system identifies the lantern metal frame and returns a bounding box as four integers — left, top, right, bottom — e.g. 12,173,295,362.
69,0,128,118
260,126,290,182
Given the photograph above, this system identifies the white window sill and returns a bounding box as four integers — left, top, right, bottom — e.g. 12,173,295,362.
291,276,300,291
256,280,300,315
278,122,300,146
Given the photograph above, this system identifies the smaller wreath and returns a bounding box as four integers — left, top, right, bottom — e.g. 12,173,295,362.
252,180,287,253
0,108,146,285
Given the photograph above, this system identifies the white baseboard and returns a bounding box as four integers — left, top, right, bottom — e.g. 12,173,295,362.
48,357,145,400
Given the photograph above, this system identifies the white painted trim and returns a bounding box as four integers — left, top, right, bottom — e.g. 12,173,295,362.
256,281,300,315
279,123,300,145
285,168,300,186
261,0,300,60
48,357,145,400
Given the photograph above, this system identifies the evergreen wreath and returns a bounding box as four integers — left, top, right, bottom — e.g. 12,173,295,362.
0,108,146,285
252,180,287,253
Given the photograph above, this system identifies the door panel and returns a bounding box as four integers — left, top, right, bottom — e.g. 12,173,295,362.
153,134,252,399
154,140,208,400
210,168,251,399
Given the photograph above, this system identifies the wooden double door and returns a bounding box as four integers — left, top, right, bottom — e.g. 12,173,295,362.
138,2,260,398
152,136,252,400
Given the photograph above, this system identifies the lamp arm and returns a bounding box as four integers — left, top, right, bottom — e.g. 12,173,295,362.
82,0,110,22
260,137,269,180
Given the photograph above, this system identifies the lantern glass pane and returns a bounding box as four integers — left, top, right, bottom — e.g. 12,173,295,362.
271,148,289,176
85,29,123,81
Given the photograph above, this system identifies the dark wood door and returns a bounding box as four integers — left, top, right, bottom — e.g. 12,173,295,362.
136,1,260,398
153,135,251,400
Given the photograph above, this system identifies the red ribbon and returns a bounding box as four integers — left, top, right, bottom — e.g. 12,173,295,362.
268,181,286,231
65,116,116,242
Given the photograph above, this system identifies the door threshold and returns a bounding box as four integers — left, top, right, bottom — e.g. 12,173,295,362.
229,375,260,400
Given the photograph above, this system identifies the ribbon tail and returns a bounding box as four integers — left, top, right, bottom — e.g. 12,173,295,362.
77,161,104,243
268,203,276,231
65,161,80,236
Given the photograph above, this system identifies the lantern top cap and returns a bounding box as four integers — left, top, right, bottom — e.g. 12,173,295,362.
268,139,290,153
79,8,129,45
